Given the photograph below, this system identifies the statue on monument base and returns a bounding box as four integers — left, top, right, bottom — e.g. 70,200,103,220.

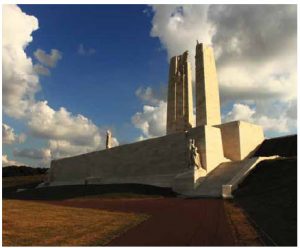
106,130,112,149
188,139,202,170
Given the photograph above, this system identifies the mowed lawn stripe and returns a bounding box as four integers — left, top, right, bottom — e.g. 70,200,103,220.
3,200,148,246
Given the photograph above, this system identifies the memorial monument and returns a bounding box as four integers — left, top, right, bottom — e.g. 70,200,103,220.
48,42,265,197
166,51,194,134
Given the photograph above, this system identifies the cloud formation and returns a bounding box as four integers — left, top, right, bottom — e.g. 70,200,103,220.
132,100,167,139
2,123,26,144
78,44,96,56
2,5,118,166
225,103,292,133
3,4,39,119
13,147,51,160
132,86,167,139
33,64,50,76
2,154,27,167
34,49,62,68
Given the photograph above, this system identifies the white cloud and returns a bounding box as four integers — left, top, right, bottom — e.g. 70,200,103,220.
132,99,167,139
78,44,96,56
225,103,255,122
33,64,50,76
225,103,293,133
2,154,27,167
151,5,211,60
13,147,51,160
3,4,39,119
133,84,169,139
27,101,101,147
2,123,26,144
34,48,62,68
48,140,95,159
135,86,161,105
2,5,119,163
150,5,297,135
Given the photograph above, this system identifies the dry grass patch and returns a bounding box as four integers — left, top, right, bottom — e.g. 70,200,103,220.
224,200,263,246
3,200,147,246
2,175,45,188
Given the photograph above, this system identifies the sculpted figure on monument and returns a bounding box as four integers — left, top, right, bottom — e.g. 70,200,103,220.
182,50,189,62
106,130,112,149
189,139,201,169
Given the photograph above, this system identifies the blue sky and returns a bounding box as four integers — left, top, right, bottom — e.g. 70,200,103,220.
20,4,167,142
3,5,297,167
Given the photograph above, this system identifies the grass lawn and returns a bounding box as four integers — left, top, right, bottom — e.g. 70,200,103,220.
3,200,148,246
224,200,262,246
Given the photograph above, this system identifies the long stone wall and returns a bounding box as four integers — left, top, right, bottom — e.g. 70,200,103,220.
49,132,189,187
49,122,264,193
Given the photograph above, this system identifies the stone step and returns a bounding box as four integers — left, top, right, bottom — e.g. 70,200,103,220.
181,158,258,197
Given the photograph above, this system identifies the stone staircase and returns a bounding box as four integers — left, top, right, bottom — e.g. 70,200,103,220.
179,156,277,198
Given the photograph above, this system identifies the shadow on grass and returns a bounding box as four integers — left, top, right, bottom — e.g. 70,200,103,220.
233,157,297,246
3,183,177,201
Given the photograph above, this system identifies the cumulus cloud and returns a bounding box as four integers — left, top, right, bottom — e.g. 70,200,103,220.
225,103,294,133
2,154,27,167
34,48,62,68
13,147,51,160
78,44,96,56
225,103,255,122
2,5,118,163
33,64,50,76
132,89,167,139
135,87,160,105
149,5,297,135
151,5,211,60
208,5,296,66
3,4,39,118
2,123,26,144
27,101,101,147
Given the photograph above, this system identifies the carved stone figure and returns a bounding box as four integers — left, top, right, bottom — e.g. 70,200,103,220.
189,139,201,169
106,130,112,149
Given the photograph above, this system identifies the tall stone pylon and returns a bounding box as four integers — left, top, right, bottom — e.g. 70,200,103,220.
166,51,194,135
195,43,221,126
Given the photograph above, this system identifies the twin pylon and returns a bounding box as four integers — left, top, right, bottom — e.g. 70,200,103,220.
166,43,221,135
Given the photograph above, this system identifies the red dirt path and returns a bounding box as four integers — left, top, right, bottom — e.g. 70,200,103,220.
47,198,236,246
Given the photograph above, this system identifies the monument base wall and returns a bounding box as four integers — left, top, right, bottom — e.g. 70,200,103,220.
49,125,228,190
49,132,189,187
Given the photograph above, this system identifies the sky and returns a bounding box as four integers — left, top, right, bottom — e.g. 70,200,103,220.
2,4,297,167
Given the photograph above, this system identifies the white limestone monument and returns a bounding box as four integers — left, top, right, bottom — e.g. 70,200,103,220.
48,42,265,197
166,51,194,134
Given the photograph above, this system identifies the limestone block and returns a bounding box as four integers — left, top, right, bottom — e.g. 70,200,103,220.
172,167,206,194
195,43,221,126
216,121,264,161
